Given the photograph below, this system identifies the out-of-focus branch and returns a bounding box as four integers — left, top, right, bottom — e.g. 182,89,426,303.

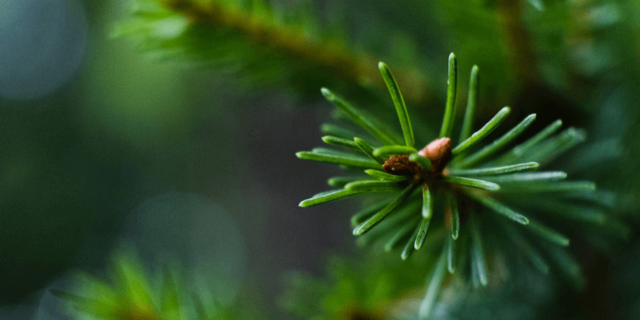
155,0,430,103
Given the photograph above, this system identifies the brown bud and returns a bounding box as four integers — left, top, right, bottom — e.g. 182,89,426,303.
419,137,452,173
383,155,421,176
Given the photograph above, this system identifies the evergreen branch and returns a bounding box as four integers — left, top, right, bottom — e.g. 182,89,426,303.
295,56,623,319
120,0,429,101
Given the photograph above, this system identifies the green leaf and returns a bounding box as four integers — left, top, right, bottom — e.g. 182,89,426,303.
310,147,353,156
354,137,386,163
372,145,417,157
379,61,415,147
422,187,434,218
440,53,458,138
296,151,381,169
466,193,529,224
327,176,364,188
469,217,488,286
353,183,419,235
541,244,585,290
401,225,420,260
526,219,570,246
447,162,539,176
456,114,536,168
526,128,586,165
351,200,391,227
513,119,563,156
321,123,359,140
344,180,402,192
364,169,409,182
414,217,431,250
499,219,549,274
117,254,154,308
533,201,607,225
499,181,596,193
384,218,420,252
471,255,481,288
491,119,563,166
356,201,421,246
161,265,180,316
459,65,479,142
443,176,500,191
418,248,448,318
559,190,616,208
321,88,402,145
448,193,460,239
481,171,567,183
451,107,511,156
447,235,456,273
409,153,432,170
299,189,364,207
321,135,359,151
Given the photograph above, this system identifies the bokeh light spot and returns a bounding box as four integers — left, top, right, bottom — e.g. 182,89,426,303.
124,192,248,306
0,0,87,100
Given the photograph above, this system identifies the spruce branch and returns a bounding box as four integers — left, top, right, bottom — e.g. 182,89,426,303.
114,0,429,102
295,53,629,319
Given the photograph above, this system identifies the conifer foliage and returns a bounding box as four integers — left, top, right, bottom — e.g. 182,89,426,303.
296,54,628,318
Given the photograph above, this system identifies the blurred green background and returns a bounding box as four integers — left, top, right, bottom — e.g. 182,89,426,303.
0,0,348,311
